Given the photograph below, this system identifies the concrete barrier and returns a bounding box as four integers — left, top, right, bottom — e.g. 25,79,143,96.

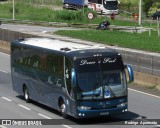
134,71,160,90
0,40,10,54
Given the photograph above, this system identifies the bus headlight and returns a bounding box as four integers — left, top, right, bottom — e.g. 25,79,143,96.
78,106,91,110
117,102,127,108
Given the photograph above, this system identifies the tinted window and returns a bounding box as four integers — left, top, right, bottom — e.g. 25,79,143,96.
12,45,65,76
46,54,64,76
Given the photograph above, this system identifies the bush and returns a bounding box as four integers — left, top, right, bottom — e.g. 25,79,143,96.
9,7,19,14
54,10,80,21
54,8,97,22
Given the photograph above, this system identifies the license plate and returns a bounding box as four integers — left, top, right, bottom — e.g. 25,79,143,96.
100,112,109,115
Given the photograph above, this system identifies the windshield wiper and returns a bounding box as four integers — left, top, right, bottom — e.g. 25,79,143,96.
81,89,101,97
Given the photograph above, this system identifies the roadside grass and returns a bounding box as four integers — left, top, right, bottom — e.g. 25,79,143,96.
0,2,158,29
15,0,62,6
54,30,160,52
119,0,139,5
1,1,159,53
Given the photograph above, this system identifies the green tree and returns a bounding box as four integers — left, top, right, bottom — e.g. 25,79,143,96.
142,0,154,16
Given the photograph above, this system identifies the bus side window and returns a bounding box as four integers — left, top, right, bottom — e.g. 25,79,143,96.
39,55,46,71
54,55,64,76
46,55,54,73
30,55,40,69
46,54,64,76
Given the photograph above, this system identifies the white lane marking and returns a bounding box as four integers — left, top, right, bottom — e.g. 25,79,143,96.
18,104,31,111
1,97,12,102
128,88,160,99
0,70,8,73
38,113,52,119
0,125,7,128
62,125,72,128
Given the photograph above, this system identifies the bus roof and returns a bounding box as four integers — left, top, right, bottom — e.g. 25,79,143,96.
13,38,119,58
18,38,95,51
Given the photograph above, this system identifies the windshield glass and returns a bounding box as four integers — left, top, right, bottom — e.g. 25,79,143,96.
103,0,118,10
75,57,127,100
77,70,127,100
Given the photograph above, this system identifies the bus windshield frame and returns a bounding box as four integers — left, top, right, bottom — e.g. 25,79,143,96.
74,57,127,100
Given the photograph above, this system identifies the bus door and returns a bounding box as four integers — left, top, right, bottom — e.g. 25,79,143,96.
65,57,77,116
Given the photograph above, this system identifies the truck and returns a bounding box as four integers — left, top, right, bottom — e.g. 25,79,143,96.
63,0,88,9
63,0,119,15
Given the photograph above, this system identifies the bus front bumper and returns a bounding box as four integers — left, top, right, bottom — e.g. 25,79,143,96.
76,106,127,118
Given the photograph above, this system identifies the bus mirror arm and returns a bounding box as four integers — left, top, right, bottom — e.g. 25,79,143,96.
124,64,134,83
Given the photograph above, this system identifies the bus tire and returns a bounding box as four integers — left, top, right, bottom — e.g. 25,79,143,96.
23,86,30,103
59,100,68,118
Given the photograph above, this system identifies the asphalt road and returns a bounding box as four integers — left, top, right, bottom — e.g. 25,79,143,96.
0,24,78,34
0,52,160,128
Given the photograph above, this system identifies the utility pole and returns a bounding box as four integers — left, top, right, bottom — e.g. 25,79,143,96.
139,0,142,26
83,0,85,16
13,0,15,20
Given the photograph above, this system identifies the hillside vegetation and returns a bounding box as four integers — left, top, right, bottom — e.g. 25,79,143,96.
119,0,139,5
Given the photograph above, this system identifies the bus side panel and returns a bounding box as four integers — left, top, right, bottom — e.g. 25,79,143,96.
11,43,23,95
11,69,24,95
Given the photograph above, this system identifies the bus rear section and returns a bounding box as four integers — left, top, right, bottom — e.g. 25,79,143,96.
88,0,119,15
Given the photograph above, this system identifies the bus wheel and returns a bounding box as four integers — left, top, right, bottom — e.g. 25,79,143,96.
60,101,67,118
23,86,30,103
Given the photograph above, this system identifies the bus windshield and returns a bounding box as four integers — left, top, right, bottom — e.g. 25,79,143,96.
103,1,118,10
75,57,127,100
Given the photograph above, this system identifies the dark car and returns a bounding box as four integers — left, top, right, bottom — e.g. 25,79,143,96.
151,11,160,20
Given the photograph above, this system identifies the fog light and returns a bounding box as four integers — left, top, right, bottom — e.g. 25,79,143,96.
117,103,127,108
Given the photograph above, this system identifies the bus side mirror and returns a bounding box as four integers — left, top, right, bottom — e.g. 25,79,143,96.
125,65,134,83
71,68,76,88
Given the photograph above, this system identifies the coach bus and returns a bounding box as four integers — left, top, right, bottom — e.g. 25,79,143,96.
11,38,134,119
